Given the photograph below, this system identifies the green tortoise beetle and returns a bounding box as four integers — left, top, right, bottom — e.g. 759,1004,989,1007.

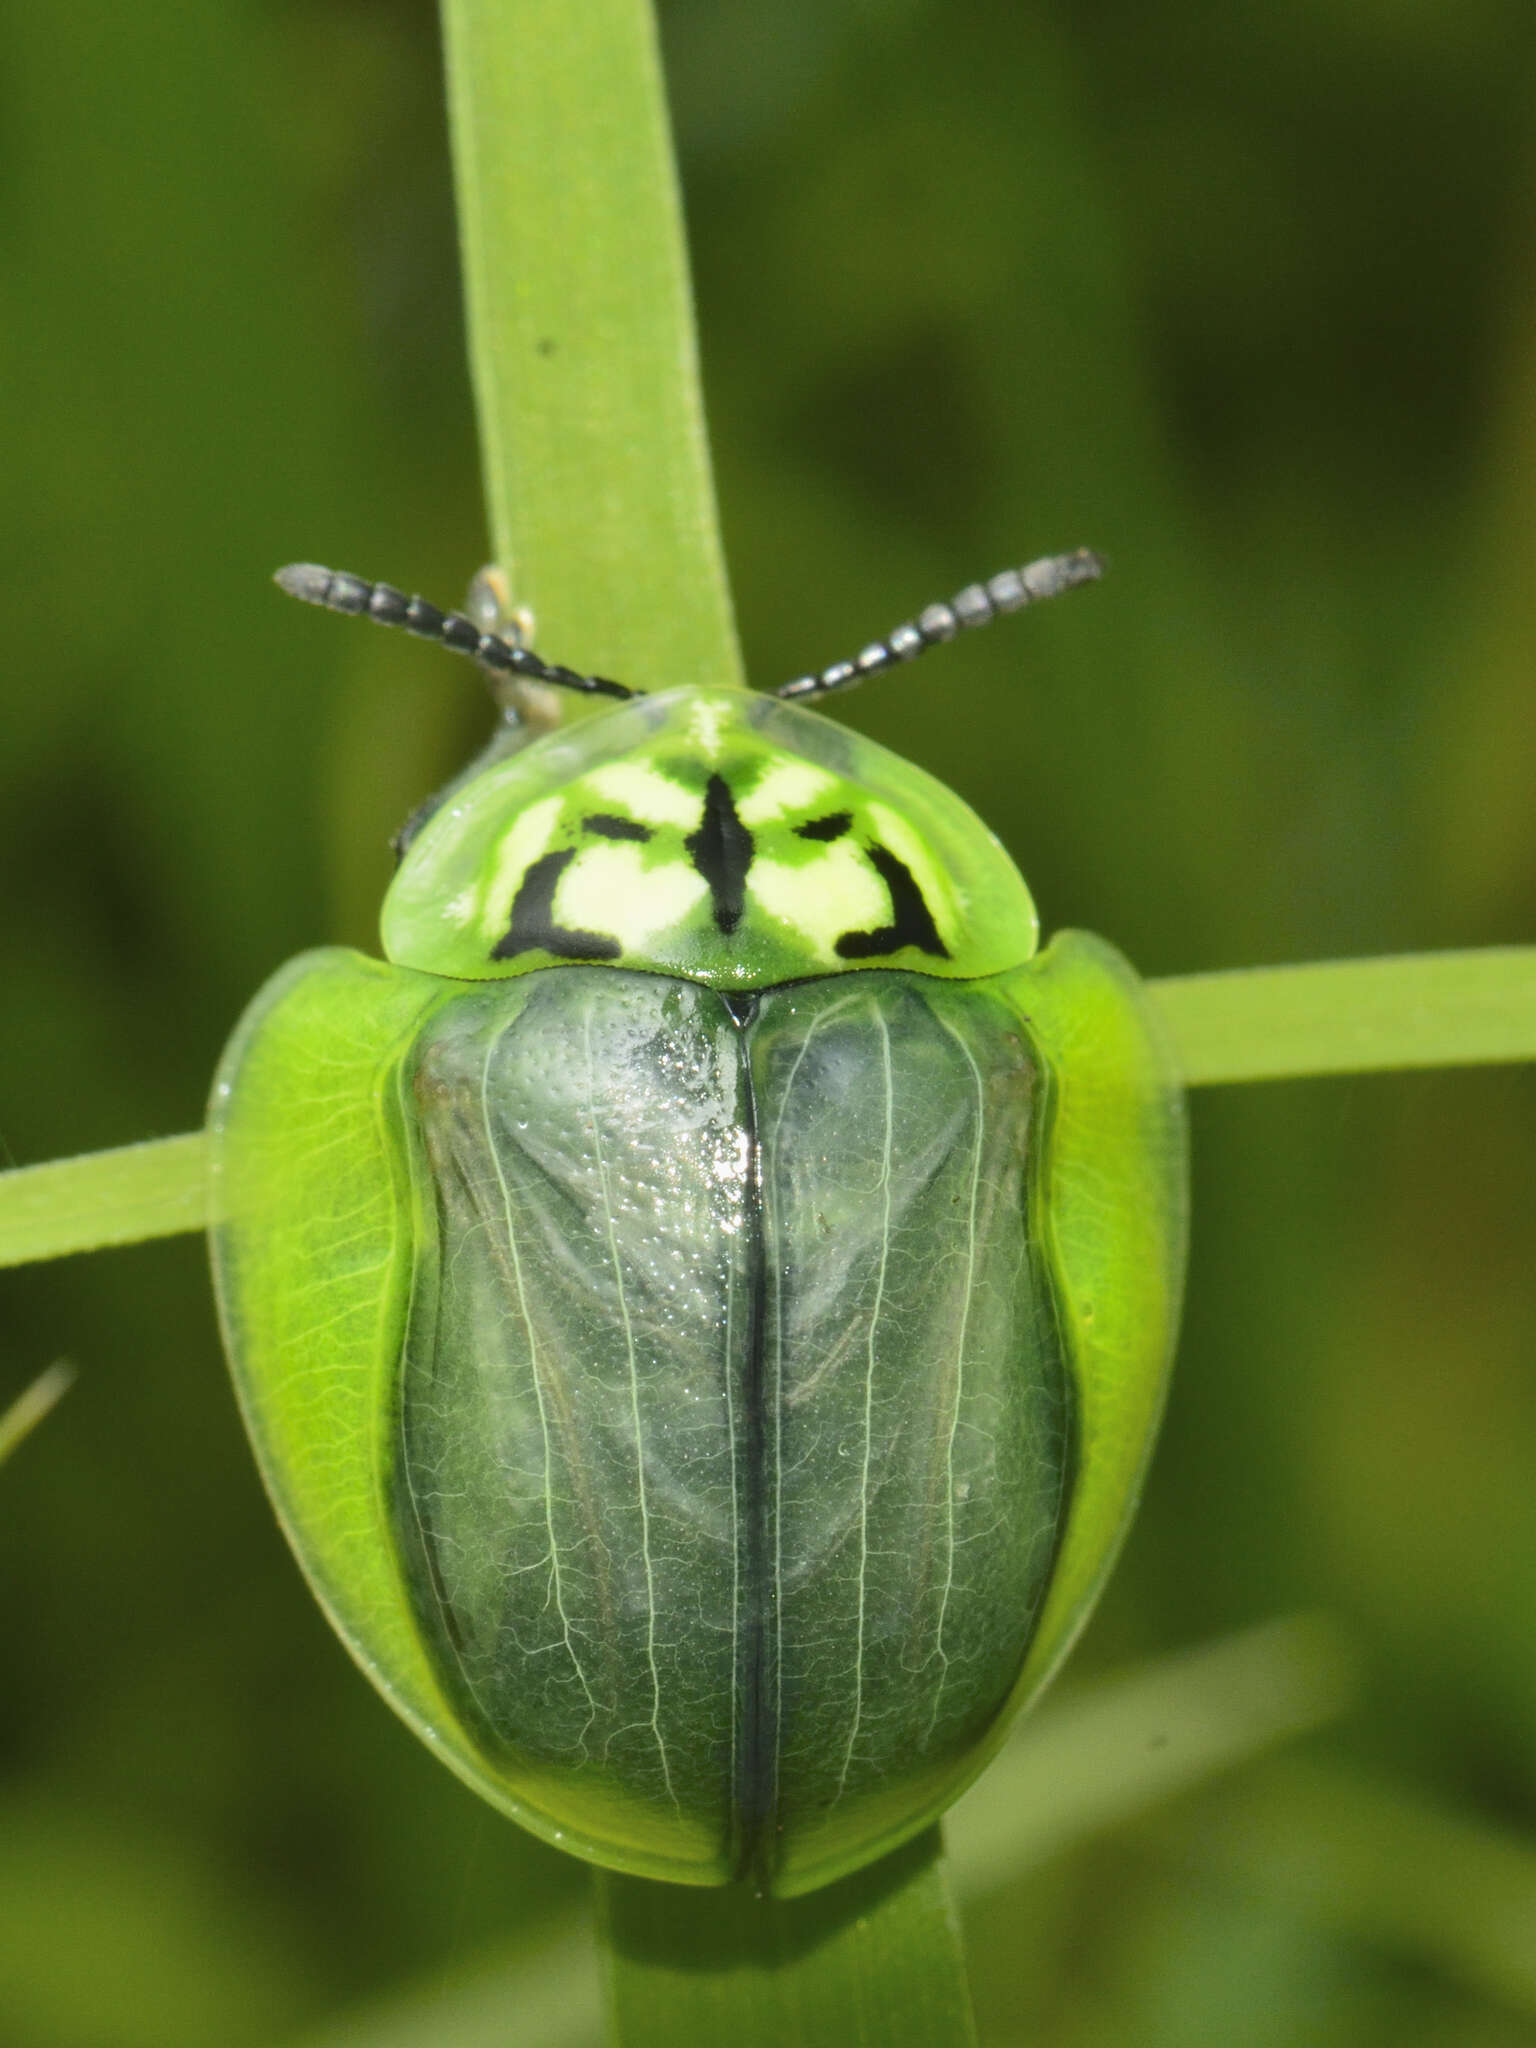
209,552,1187,1897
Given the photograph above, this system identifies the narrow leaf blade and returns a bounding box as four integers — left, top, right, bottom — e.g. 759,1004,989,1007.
1150,947,1536,1085
440,0,742,693
0,1133,206,1267
596,1830,976,2048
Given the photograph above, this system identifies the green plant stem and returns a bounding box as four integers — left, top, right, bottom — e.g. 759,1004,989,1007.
3,949,1533,1268
596,1830,976,2048
0,1134,206,1268
440,0,741,693
1150,946,1536,1084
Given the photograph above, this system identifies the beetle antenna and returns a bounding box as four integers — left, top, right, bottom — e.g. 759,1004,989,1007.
776,548,1104,703
274,564,638,702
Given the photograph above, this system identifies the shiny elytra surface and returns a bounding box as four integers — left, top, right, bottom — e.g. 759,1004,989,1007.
209,930,1185,1894
398,965,1065,1887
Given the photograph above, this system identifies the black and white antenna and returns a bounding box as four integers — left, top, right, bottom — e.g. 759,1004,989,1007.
276,548,1103,708
775,548,1103,703
274,564,637,702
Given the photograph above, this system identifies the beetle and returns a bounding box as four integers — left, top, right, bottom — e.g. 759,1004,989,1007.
208,552,1187,1897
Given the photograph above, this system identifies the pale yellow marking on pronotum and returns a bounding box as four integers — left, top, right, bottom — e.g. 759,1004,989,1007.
735,759,839,826
866,802,959,947
556,843,709,947
749,841,888,962
686,696,730,758
581,762,703,828
478,795,563,940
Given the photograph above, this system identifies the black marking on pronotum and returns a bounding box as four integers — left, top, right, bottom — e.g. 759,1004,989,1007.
835,844,949,961
274,564,637,702
686,775,756,936
582,814,653,843
491,850,622,963
776,547,1104,703
793,811,853,843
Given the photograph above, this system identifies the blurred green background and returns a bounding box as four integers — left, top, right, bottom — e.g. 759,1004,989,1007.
3,3,1536,2043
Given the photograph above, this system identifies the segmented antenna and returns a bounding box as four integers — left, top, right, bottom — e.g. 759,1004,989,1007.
274,564,637,702
776,547,1104,702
